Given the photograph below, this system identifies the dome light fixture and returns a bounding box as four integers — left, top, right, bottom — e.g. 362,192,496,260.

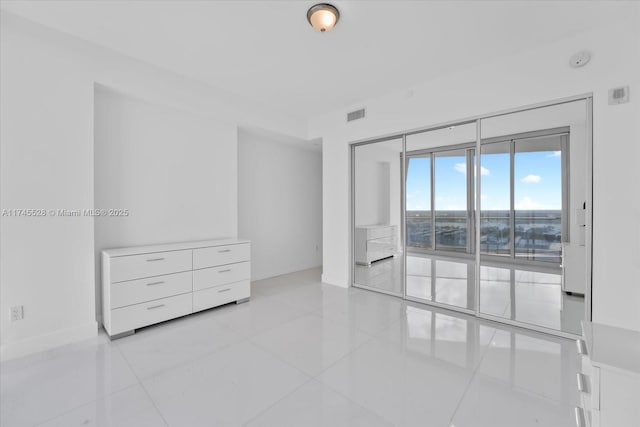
307,3,340,32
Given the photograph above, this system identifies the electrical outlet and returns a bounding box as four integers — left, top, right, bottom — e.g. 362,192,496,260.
11,305,24,321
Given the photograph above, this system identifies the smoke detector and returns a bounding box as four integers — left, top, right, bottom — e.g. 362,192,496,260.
569,51,591,68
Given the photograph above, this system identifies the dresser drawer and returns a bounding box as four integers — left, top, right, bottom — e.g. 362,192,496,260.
193,243,250,269
193,262,250,291
368,225,397,240
193,280,250,312
111,271,192,309
109,250,192,283
110,293,192,335
367,236,396,252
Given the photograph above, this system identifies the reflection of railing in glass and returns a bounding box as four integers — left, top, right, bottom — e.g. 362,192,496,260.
407,210,468,251
515,210,562,263
435,211,467,251
406,212,431,248
480,211,510,256
408,209,562,262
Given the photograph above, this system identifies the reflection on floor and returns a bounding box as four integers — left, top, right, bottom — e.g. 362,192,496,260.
355,256,403,295
479,263,584,335
406,255,475,310
357,253,584,334
1,267,580,427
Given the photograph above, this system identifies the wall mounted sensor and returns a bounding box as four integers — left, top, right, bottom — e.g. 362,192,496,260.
569,51,591,68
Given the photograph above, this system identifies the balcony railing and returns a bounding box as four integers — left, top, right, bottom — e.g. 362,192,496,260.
406,210,562,262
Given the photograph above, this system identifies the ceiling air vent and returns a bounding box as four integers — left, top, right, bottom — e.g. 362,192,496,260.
347,108,366,122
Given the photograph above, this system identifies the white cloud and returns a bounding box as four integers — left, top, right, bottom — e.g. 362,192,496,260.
547,151,562,158
521,174,541,184
515,197,543,210
454,163,490,176
406,191,430,211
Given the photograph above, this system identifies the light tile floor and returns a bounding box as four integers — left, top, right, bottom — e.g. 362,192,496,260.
358,254,584,334
1,267,579,427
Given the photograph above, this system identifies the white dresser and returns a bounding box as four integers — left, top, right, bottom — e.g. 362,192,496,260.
575,321,640,427
102,239,250,338
355,225,398,265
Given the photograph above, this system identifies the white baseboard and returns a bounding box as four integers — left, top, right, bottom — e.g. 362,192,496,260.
321,273,348,288
1,321,98,362
252,264,323,282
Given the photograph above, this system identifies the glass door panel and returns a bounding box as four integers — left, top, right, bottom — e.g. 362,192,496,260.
353,138,404,296
405,122,477,311
479,99,588,335
514,136,563,263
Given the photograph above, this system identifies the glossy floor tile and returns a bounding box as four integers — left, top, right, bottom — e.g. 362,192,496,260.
1,337,138,427
404,252,583,333
250,313,371,376
244,380,393,427
319,335,477,426
36,385,166,427
142,341,310,427
450,330,579,427
115,313,244,379
1,267,580,427
206,291,309,337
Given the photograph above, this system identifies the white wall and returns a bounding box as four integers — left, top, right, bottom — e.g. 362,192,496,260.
310,13,640,332
237,128,322,281
94,86,238,318
0,12,304,361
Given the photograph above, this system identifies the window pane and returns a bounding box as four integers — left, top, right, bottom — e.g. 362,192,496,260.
480,141,511,256
434,149,468,252
514,136,563,263
406,155,431,249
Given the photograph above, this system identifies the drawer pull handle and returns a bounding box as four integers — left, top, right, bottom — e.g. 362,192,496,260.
574,407,586,427
218,288,231,293
218,269,231,273
146,281,165,287
577,373,589,393
147,304,165,310
218,249,231,253
576,339,588,356
146,258,165,262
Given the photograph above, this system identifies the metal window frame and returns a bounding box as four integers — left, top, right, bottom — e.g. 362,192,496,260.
408,127,569,267
349,93,593,339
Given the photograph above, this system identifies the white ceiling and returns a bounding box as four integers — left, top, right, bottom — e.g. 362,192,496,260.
0,1,630,120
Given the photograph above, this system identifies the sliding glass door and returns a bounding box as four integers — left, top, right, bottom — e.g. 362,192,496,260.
405,123,477,311
352,138,404,296
479,100,588,335
351,96,592,338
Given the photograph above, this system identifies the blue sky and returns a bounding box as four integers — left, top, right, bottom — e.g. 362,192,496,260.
406,151,562,211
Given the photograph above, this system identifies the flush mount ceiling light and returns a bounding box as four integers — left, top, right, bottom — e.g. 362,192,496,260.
307,3,340,32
